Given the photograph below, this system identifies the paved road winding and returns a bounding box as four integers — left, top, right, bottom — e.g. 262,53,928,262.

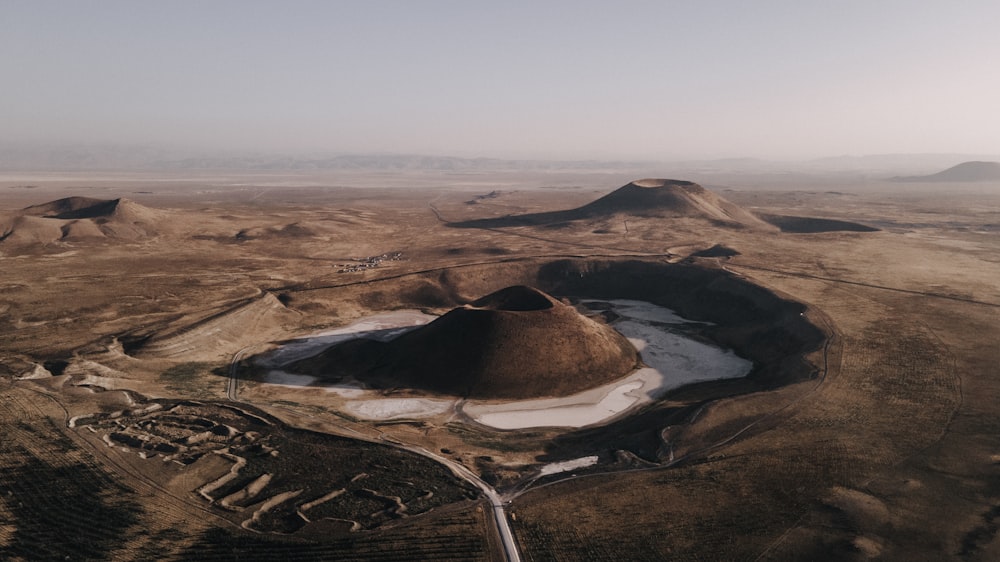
391,440,521,562
227,347,250,401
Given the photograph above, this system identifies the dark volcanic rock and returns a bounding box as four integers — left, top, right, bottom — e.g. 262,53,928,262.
758,214,879,233
23,196,123,219
690,244,741,258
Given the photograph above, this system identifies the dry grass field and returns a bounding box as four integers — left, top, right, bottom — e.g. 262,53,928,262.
1,170,998,560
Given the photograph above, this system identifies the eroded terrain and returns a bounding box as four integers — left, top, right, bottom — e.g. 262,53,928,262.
1,171,998,560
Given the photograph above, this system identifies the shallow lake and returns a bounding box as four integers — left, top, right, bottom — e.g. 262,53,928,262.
257,300,751,428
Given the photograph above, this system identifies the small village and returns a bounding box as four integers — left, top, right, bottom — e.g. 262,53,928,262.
335,251,403,273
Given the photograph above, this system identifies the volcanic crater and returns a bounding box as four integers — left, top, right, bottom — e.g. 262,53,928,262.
447,178,774,229
292,285,641,400
446,177,878,233
0,196,164,247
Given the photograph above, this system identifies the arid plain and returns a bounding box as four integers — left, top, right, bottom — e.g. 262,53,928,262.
1,169,999,561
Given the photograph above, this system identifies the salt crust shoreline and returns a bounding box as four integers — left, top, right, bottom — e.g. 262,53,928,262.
257,300,751,429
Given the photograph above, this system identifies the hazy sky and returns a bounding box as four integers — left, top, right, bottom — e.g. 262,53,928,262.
3,1,999,160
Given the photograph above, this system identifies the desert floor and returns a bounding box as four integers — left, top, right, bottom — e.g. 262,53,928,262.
1,170,998,561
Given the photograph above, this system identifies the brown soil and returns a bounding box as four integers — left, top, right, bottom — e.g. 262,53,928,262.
1,171,997,560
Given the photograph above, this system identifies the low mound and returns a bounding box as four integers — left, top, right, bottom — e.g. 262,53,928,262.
891,161,1000,182
448,179,772,229
1,197,163,248
236,223,318,241
293,286,640,399
690,244,740,258
0,215,65,245
22,196,162,224
759,214,879,233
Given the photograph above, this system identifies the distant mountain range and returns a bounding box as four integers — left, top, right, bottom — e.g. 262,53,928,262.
0,143,657,173
890,161,1000,182
1,142,998,176
151,154,659,172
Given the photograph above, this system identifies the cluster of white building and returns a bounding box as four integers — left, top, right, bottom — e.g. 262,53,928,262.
335,251,403,273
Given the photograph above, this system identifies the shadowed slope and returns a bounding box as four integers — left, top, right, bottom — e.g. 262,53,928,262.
758,214,880,233
22,196,121,219
448,179,773,229
690,244,741,258
293,286,640,399
235,222,319,240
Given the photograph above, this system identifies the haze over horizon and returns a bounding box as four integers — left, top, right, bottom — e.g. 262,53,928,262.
3,1,999,162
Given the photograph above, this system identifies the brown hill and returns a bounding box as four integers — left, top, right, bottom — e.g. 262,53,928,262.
0,215,65,246
293,285,641,399
1,197,163,248
576,179,769,226
22,196,162,223
235,222,320,241
131,292,300,361
448,178,773,229
891,161,1000,182
689,244,741,258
